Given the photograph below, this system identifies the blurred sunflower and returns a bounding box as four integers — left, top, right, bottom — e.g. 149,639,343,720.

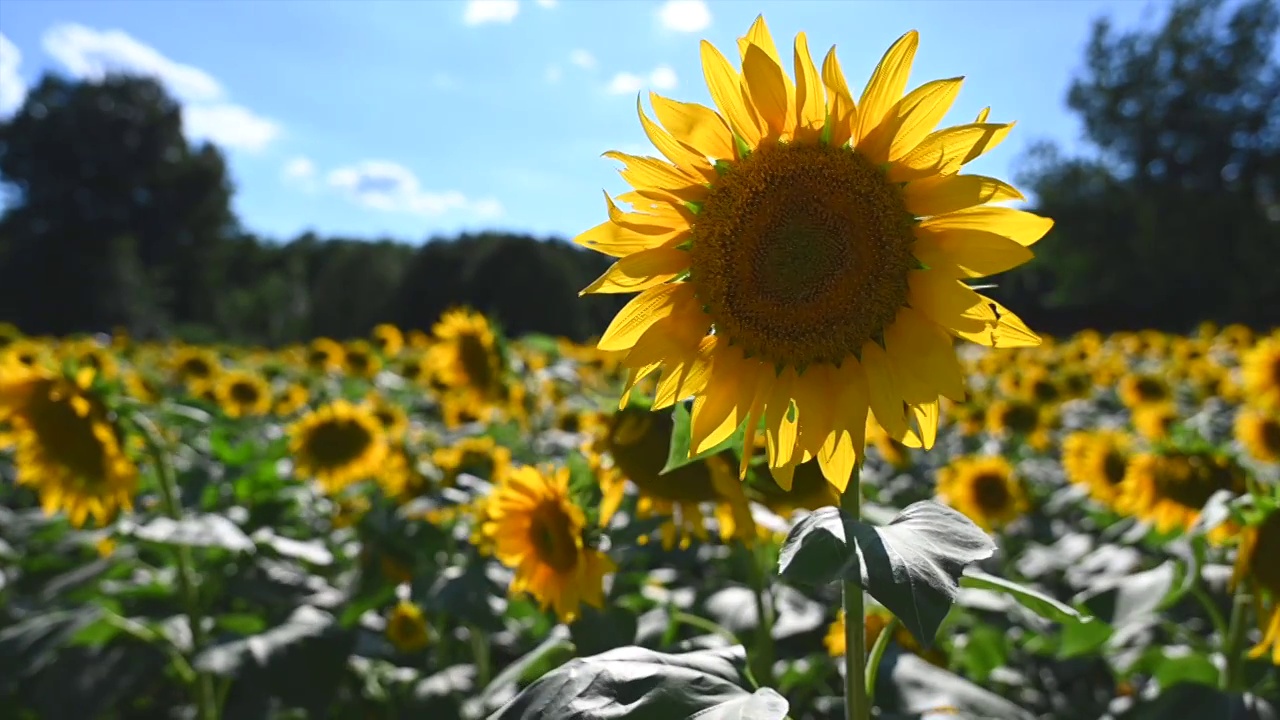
1061,430,1132,508
306,337,346,373
288,400,388,493
396,353,429,386
825,606,946,665
1232,509,1280,665
937,455,1028,532
483,464,614,622
3,338,51,369
1241,336,1280,411
385,600,430,653
1115,450,1244,540
123,370,164,405
576,16,1047,490
0,365,138,527
1235,409,1280,464
0,322,21,348
1132,402,1178,442
170,346,221,389
587,406,755,548
371,323,405,358
214,370,272,418
1117,373,1171,409
865,415,914,470
63,340,120,381
273,383,310,417
986,399,1051,450
428,309,507,425
343,340,383,379
432,435,512,488
362,393,409,442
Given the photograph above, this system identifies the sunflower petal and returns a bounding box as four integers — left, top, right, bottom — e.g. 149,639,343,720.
649,93,736,161
857,30,919,144
860,340,911,440
819,359,870,491
690,350,756,455
637,97,716,180
919,206,1053,247
793,32,825,135
821,46,857,147
860,77,963,165
913,227,1035,278
887,123,1013,182
581,245,690,294
907,270,995,335
741,44,791,138
701,40,762,146
883,307,967,402
598,283,692,352
604,151,708,203
902,174,1023,217
953,294,1042,348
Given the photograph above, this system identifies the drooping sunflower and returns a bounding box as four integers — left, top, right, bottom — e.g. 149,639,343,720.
576,17,1048,490
587,406,756,548
1115,450,1245,540
1232,509,1280,665
1061,430,1133,508
371,323,405,358
1241,336,1280,411
1235,408,1280,464
936,455,1029,532
288,400,388,494
385,600,430,653
122,370,164,405
214,370,273,419
483,464,615,622
0,365,138,527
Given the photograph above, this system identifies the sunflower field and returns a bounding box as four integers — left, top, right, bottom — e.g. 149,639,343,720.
3,12,1280,720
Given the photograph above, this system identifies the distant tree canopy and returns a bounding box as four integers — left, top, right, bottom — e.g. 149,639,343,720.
0,0,1276,344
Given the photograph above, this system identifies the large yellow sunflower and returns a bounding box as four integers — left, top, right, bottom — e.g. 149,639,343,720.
1233,509,1280,665
936,455,1029,532
1241,336,1280,411
288,400,388,494
576,17,1048,490
483,465,615,622
0,365,138,527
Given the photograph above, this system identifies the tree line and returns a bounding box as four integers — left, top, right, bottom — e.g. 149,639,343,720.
1,0,1276,346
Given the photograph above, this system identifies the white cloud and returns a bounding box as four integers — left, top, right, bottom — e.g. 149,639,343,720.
607,65,678,95
569,49,596,70
281,156,318,192
535,0,558,7
0,34,26,116
464,0,519,25
658,0,711,33
40,24,280,152
327,160,503,219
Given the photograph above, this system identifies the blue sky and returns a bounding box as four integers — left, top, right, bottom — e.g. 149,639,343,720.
0,0,1159,244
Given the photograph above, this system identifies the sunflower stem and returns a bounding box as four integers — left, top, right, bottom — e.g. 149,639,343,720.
1221,584,1251,692
864,615,899,708
747,543,776,686
841,464,870,720
133,413,218,720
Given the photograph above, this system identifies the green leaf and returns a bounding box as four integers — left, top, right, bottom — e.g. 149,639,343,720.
1078,561,1177,628
128,514,254,553
960,570,1097,628
691,687,789,719
570,604,638,656
491,645,762,720
478,626,574,710
662,402,745,475
883,653,1036,720
778,501,996,648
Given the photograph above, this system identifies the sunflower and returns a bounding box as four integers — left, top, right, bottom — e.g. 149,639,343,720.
1061,430,1132,508
588,406,756,548
372,323,405,358
288,400,388,494
0,365,138,527
273,383,310,417
0,322,21,348
483,464,614,622
432,435,512,488
396,353,429,386
575,17,1047,490
936,455,1028,532
122,370,163,405
1117,373,1171,409
1235,409,1280,464
1241,336,1280,411
428,309,506,413
3,338,51,369
63,340,120,381
1132,402,1178,442
1232,509,1280,665
343,340,383,379
306,337,346,373
385,600,430,653
170,346,221,389
1115,450,1244,539
214,370,272,419
362,393,409,442
824,607,945,666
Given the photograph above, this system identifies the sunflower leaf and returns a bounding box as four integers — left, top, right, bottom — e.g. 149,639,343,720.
959,570,1097,629
661,401,745,475
777,501,996,648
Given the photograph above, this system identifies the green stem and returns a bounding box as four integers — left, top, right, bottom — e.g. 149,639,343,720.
471,626,492,688
1221,585,1251,692
748,545,776,686
842,464,870,720
1189,582,1229,642
133,414,218,720
864,615,897,707
670,610,741,647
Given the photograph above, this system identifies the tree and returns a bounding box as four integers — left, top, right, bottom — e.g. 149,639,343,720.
1011,0,1280,331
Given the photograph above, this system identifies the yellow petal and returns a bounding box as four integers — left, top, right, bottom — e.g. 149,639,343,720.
700,40,762,146
604,151,708,203
912,227,1035,278
765,367,798,468
574,209,687,258
952,294,1042,348
649,93,736,161
907,270,995,336
910,400,939,450
612,191,696,227
654,333,719,408
974,106,990,123
740,15,783,67
742,44,791,138
857,30,919,145
738,371,774,478
598,282,692,352
883,307,966,402
581,245,690,294
792,365,837,461
793,32,825,136
902,174,1022,217
637,97,715,181
919,207,1053,247
860,77,963,165
887,123,1013,183
860,340,911,440
818,359,869,491
821,46,857,147
690,350,757,455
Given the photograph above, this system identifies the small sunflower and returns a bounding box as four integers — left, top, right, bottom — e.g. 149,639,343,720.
396,353,429,386
0,365,138,527
385,600,430,653
1235,409,1280,464
986,399,1049,442
483,464,615,622
122,370,164,405
1241,337,1280,410
3,338,51,369
1061,430,1133,508
214,370,272,418
1132,402,1178,442
1232,509,1280,665
937,455,1028,532
170,346,221,389
428,309,507,423
362,393,409,442
1115,450,1244,539
588,406,756,548
288,400,388,494
63,340,120,381
343,340,383,379
1117,373,1171,409
432,436,512,488
576,16,1047,490
306,337,346,373
273,383,310,417
372,323,405,358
